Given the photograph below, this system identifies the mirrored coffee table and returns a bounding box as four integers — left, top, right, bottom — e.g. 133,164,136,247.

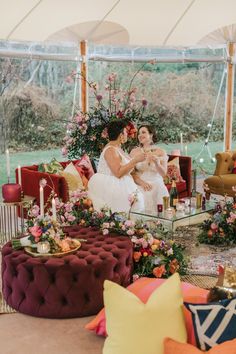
130,202,215,231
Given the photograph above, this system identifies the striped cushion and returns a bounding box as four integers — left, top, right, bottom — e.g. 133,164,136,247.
185,298,236,350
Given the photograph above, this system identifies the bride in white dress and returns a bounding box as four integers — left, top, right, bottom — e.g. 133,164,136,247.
130,124,169,213
88,120,145,214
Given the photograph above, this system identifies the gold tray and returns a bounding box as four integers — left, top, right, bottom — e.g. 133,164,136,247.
24,243,81,258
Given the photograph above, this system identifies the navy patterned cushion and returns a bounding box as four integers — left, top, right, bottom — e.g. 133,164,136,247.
185,298,236,350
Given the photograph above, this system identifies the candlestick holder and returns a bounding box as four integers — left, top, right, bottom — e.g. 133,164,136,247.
2,183,22,203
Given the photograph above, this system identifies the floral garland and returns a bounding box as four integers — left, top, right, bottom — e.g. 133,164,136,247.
13,186,187,278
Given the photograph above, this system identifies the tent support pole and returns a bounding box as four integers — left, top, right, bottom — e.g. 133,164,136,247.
224,42,235,151
80,40,88,113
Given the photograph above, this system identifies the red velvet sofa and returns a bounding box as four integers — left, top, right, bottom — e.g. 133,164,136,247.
16,160,80,206
16,155,192,206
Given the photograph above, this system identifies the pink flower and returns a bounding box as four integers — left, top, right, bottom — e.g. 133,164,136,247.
103,229,109,235
124,220,135,228
133,274,140,282
96,94,103,102
75,114,83,123
31,205,40,217
127,229,135,236
61,146,68,156
101,128,108,139
142,99,148,107
29,226,42,241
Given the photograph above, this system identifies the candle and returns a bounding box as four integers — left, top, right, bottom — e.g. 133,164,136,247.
180,133,183,153
6,149,10,182
184,145,188,156
40,186,44,217
37,241,50,254
18,165,22,186
52,197,56,220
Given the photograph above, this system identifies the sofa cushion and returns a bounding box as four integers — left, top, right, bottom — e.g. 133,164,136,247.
103,274,187,354
86,276,208,345
164,338,236,354
185,298,236,351
205,175,236,194
165,157,185,184
75,154,95,180
38,158,63,174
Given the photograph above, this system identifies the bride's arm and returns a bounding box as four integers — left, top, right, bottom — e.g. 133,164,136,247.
131,172,152,191
148,152,168,177
154,154,168,177
104,147,145,178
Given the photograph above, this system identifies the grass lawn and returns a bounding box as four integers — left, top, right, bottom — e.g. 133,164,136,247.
0,141,235,188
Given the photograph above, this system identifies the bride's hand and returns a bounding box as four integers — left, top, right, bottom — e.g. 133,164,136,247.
140,181,152,191
133,152,146,163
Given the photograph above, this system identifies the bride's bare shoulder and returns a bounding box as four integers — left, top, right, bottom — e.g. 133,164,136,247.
130,146,142,157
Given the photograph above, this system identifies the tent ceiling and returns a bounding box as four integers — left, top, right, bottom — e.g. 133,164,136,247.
1,0,236,47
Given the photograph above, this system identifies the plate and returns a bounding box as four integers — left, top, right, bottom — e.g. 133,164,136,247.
24,241,81,257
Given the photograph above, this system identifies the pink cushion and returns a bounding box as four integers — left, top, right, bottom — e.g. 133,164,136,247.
85,277,209,345
166,164,185,183
75,154,94,180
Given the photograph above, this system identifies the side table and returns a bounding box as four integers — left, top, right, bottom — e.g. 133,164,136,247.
0,195,35,246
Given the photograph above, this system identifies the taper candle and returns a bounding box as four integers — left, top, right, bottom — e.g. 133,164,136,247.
6,149,10,181
18,165,22,186
180,133,183,153
40,186,44,217
52,197,56,220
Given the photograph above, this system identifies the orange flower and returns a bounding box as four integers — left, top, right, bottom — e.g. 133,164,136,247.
133,251,142,262
169,259,180,274
153,265,166,278
153,239,161,248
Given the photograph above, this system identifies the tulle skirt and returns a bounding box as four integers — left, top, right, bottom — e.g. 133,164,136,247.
88,173,144,214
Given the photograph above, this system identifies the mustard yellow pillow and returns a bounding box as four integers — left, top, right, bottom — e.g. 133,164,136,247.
103,273,187,354
60,171,83,192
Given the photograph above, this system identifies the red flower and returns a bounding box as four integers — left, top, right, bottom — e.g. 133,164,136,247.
126,122,137,138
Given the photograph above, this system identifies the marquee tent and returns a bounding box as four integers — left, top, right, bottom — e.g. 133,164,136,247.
1,0,236,150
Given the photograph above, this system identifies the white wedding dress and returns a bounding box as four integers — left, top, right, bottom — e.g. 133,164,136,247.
136,156,169,213
88,146,144,214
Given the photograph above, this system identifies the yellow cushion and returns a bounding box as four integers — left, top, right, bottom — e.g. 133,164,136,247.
60,171,83,192
103,273,187,354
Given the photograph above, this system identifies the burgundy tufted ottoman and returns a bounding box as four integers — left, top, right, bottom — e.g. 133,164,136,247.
1,226,133,318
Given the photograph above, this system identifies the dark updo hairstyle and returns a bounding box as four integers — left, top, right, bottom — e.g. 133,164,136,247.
138,124,157,144
107,119,129,141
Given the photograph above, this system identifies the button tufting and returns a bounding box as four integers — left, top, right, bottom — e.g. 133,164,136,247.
61,297,68,305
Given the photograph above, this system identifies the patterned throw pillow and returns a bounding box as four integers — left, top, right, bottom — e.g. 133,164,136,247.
38,158,63,174
185,298,236,351
164,157,185,184
74,154,95,180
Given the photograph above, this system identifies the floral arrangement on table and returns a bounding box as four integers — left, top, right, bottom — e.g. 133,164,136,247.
12,203,81,254
63,67,152,159
198,195,236,246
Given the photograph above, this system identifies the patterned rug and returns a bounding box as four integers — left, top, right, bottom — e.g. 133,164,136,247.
173,226,236,275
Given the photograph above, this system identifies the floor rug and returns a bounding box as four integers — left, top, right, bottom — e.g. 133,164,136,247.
173,226,236,275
